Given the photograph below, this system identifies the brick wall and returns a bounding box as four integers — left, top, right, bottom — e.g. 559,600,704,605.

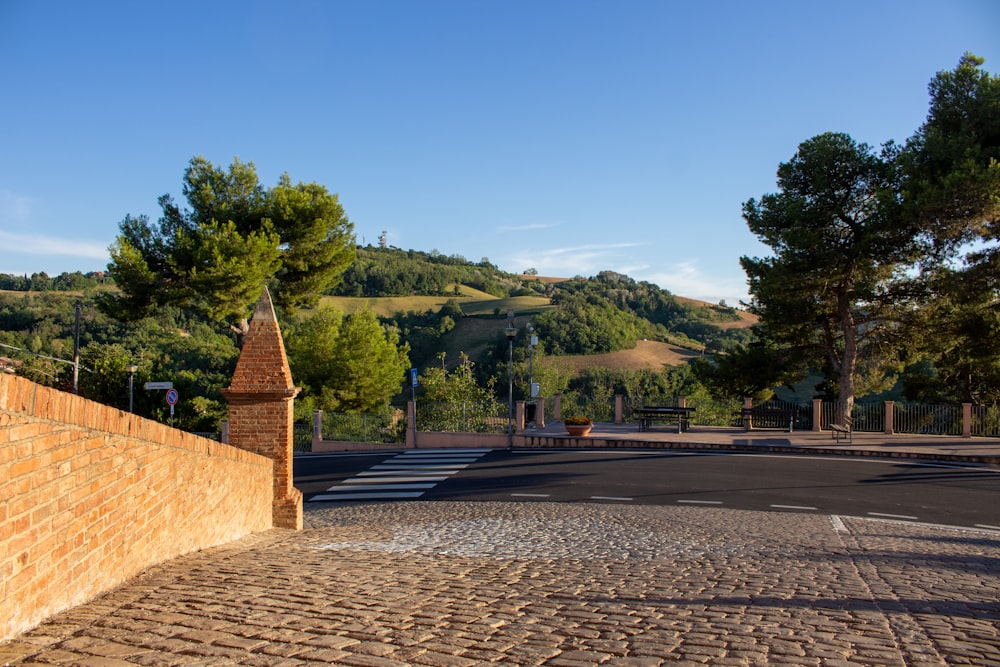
0,373,275,641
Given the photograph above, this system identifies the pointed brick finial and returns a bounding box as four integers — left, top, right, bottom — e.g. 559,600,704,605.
227,286,296,396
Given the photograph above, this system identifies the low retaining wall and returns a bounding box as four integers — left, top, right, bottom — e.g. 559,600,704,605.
0,374,275,641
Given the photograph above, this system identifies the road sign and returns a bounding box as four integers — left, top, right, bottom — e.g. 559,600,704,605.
165,389,179,405
410,368,418,388
144,381,173,390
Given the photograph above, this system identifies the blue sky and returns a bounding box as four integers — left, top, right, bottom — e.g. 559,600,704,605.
1,1,997,305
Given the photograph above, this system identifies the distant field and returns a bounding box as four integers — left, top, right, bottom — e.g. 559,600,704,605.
543,339,702,373
320,284,552,319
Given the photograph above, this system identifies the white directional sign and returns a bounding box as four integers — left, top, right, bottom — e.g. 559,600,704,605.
144,381,173,390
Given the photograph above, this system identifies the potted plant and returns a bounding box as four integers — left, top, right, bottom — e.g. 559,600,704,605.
564,415,593,437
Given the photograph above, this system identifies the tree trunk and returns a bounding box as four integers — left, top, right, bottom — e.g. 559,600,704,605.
837,293,857,428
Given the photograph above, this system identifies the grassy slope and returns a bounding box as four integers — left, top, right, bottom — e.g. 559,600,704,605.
320,282,759,371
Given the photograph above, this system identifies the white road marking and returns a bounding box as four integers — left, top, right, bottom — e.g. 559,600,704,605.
373,463,471,470
677,499,723,505
345,475,449,483
511,493,551,498
336,483,436,491
770,504,818,511
868,511,919,520
307,449,490,502
311,491,425,501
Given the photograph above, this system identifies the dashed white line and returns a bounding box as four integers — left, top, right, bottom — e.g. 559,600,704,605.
770,504,818,511
677,499,723,505
511,493,551,498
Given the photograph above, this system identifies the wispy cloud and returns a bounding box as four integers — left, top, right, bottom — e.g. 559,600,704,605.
643,260,749,305
497,222,561,232
0,231,109,260
507,242,642,277
508,245,749,305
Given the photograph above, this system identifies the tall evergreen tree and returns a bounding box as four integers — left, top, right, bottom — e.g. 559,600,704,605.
741,133,922,423
99,157,355,339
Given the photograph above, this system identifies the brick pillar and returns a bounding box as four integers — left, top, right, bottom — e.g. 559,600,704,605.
222,287,302,530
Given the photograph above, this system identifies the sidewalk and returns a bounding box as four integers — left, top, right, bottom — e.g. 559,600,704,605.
3,500,998,666
526,421,1000,465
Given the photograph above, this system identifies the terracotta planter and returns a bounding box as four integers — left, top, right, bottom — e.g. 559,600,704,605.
565,424,593,437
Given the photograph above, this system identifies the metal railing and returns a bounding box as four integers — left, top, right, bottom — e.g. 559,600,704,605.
893,403,963,436
319,411,406,445
416,400,508,434
308,397,1000,442
972,405,1000,437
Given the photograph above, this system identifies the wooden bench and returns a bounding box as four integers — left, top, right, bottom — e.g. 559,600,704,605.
829,415,853,442
740,407,797,432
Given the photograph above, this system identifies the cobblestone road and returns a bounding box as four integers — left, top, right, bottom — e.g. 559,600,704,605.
3,502,998,666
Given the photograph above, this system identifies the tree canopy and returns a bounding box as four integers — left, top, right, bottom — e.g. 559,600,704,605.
286,306,410,414
98,157,355,335
735,54,1000,414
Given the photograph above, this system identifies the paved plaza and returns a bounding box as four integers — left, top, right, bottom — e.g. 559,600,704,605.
3,500,998,666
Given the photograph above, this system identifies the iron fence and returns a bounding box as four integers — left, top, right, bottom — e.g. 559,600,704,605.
319,411,406,444
416,400,508,433
893,403,963,436
972,405,1000,437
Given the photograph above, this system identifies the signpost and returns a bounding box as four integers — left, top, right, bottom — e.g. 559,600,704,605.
144,381,176,426
144,381,173,390
165,388,178,427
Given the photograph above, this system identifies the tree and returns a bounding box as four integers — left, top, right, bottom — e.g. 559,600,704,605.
740,132,922,424
99,157,355,338
900,54,1000,403
902,53,1000,254
286,306,410,413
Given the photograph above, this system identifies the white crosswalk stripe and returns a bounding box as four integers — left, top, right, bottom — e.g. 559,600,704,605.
308,449,491,502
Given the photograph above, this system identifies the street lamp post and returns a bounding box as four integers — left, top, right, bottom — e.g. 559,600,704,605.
127,364,138,413
505,311,517,451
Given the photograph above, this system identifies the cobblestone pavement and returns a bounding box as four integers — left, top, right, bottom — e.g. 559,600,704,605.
3,502,999,666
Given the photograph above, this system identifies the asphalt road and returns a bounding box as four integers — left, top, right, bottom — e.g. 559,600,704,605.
294,449,1000,531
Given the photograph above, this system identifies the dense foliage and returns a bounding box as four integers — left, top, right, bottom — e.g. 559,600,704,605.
99,157,356,336
732,54,1000,409
331,246,535,298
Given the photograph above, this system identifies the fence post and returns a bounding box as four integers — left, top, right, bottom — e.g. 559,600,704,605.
963,403,973,438
811,399,822,431
515,401,525,433
615,394,623,423
407,399,417,448
554,394,562,422
312,410,323,449
884,401,894,435
743,397,753,430
536,396,546,428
